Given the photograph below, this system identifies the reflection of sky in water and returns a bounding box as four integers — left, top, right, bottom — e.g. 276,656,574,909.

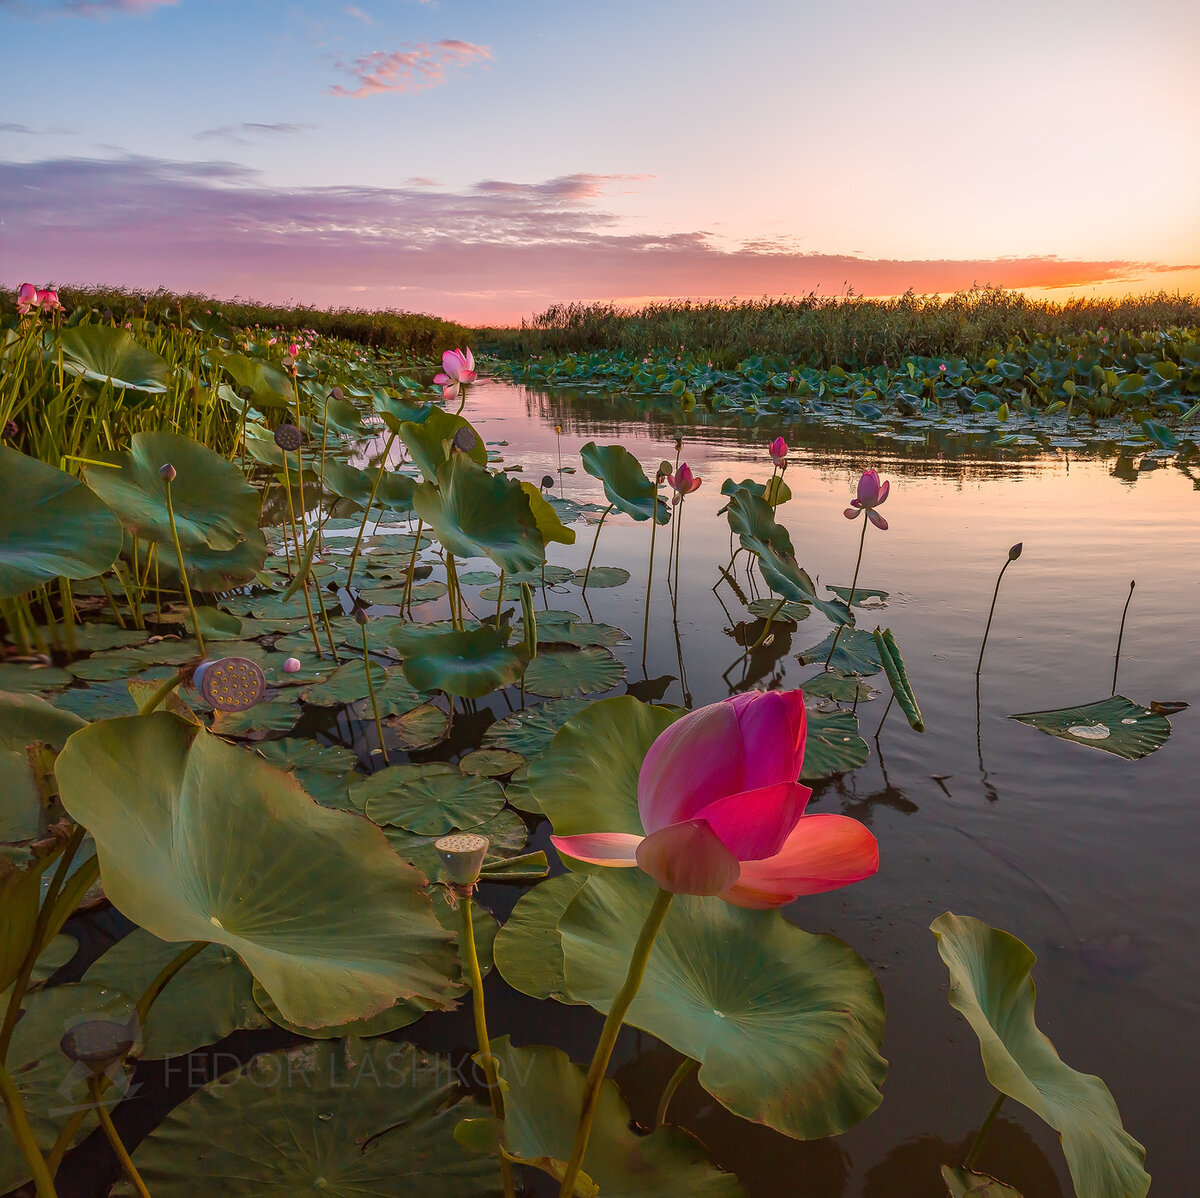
354,379,1197,1196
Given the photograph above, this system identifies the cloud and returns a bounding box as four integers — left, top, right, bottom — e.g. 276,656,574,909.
1,0,177,16
196,123,317,145
2,153,1191,324
343,5,374,23
329,40,492,97
1,122,77,136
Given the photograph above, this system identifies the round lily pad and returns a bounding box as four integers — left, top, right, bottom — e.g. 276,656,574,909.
0,664,72,692
1009,695,1171,760
256,738,359,807
797,629,882,676
747,598,811,622
382,700,450,750
524,647,626,697
356,763,505,835
800,707,871,779
570,565,630,589
459,748,525,777
384,808,529,881
393,624,528,699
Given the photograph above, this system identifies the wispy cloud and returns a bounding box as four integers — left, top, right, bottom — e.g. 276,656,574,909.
0,122,77,136
329,40,492,98
196,122,317,145
2,154,1190,323
1,0,178,16
343,5,374,24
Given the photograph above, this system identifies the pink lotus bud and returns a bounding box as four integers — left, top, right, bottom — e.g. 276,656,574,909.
283,657,302,673
769,436,788,466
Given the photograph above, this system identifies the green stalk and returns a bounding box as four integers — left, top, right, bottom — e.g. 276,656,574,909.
558,888,674,1197
89,1078,150,1198
136,941,206,1024
641,494,662,670
360,623,389,765
457,897,516,1198
0,1063,56,1197
654,1056,698,1129
671,494,687,599
494,569,505,625
824,514,867,668
963,1093,1005,1170
580,503,614,596
163,478,205,656
345,431,396,587
976,553,1017,676
401,519,424,615
136,669,186,716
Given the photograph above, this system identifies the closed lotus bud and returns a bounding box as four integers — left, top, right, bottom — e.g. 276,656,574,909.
354,606,370,626
452,426,477,453
1008,542,1023,561
554,424,563,435
434,832,489,886
273,423,303,452
159,463,176,482
283,657,301,673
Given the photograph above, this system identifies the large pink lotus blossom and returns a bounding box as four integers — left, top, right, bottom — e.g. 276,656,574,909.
551,691,878,907
667,461,701,506
769,436,788,466
37,289,61,312
434,347,477,402
844,469,889,530
16,283,38,315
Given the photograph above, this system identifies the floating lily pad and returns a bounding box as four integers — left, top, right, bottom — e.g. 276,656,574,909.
384,808,530,881
356,763,506,835
932,913,1150,1198
209,696,299,739
537,620,629,648
119,1041,497,1197
392,624,529,699
1009,696,1171,760
800,671,875,703
570,565,630,589
384,701,450,750
256,738,359,807
798,629,882,676
83,930,268,1059
827,585,890,608
481,697,593,759
524,647,626,697
56,713,458,1027
747,598,811,622
460,748,526,777
0,447,124,597
801,707,871,779
0,664,72,693
60,325,169,392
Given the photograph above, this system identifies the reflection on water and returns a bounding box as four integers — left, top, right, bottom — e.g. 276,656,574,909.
312,378,1200,1196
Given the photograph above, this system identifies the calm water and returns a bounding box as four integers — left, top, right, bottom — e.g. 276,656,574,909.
413,380,1197,1198
52,379,1200,1197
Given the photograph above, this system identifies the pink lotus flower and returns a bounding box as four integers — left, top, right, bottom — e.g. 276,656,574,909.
667,461,701,505
16,283,38,314
844,469,889,530
769,436,788,466
434,348,477,387
287,343,300,357
36,288,61,312
551,691,878,907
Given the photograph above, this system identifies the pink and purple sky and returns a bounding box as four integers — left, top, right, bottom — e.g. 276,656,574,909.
2,0,1198,323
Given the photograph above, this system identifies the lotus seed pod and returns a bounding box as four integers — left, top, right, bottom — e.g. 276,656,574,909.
273,423,304,452
1009,542,1023,561
283,657,302,674
159,463,177,482
540,474,555,490
199,656,266,711
658,460,672,480
330,386,344,401
60,1018,138,1077
452,426,477,453
434,832,489,886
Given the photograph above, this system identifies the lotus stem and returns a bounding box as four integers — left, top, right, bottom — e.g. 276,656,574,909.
311,570,341,664
360,622,389,765
1112,579,1135,696
401,519,424,615
280,454,304,576
641,500,662,670
580,503,614,595
163,477,205,656
0,1063,56,1197
59,579,76,657
671,495,687,603
346,430,397,587
824,514,867,669
748,597,786,652
445,553,464,630
558,887,674,1198
874,691,895,738
135,940,206,1025
654,1056,697,1129
89,1078,149,1198
136,669,186,716
975,548,1021,677
495,569,505,625
963,1092,1005,1171
457,894,516,1198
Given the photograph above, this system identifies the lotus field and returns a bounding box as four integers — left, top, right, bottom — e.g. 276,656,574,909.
4,288,1196,1198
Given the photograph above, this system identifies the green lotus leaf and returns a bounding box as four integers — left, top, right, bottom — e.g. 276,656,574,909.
1009,696,1171,760
384,808,530,881
242,421,290,468
0,447,124,597
322,459,417,514
529,695,679,837
459,747,526,777
520,481,577,545
83,929,269,1058
801,707,871,779
798,628,882,675
59,325,169,392
0,664,72,692
209,696,300,740
481,697,592,758
524,647,626,697
303,659,423,710
0,982,136,1193
383,700,451,750
0,690,86,842
940,1166,1023,1197
719,476,792,507
458,569,499,586
415,454,546,575
393,623,529,699
827,585,890,608
209,348,293,408
399,409,488,483
535,620,629,648
356,762,505,834
800,671,875,703
570,565,631,589
154,529,268,591
256,738,359,807
556,870,887,1140
55,713,459,1027
580,442,670,522
747,598,811,622
931,912,1150,1198
119,1040,498,1197
874,627,924,732
494,872,589,1003
85,431,260,553
488,1037,745,1196
314,395,367,437
373,391,433,433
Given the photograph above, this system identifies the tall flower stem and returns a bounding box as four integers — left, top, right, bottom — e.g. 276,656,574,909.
580,503,614,596
963,1093,1005,1171
976,555,1017,676
90,1078,150,1198
280,454,322,656
163,478,205,656
558,888,675,1198
401,519,424,615
654,1056,698,1129
671,496,687,600
346,431,397,588
360,622,389,765
824,515,867,669
641,499,663,670
1112,579,1135,695
0,1063,55,1197
457,894,516,1198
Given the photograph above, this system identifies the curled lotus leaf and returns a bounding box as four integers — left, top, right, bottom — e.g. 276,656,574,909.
520,481,577,545
0,447,124,598
580,442,671,523
414,454,546,575
398,409,488,483
59,325,169,392
85,431,260,553
55,713,459,1028
322,459,417,514
932,912,1150,1198
208,348,293,408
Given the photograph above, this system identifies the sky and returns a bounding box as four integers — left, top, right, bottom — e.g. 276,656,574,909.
2,0,1198,324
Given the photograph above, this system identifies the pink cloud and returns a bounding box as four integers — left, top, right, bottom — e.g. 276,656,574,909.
2,154,1192,324
12,0,178,15
329,40,492,98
